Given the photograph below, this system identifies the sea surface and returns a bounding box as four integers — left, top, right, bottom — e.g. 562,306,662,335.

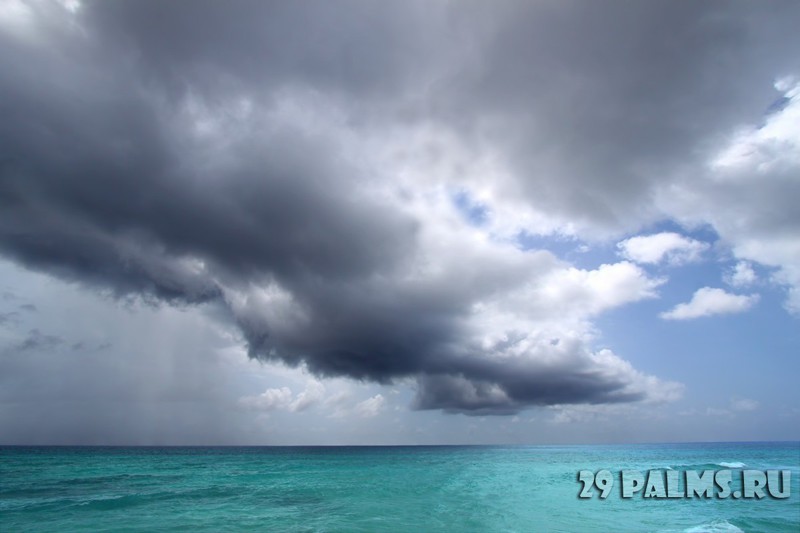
1,442,798,532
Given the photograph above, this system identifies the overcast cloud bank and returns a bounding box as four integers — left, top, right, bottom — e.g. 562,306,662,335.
1,1,798,430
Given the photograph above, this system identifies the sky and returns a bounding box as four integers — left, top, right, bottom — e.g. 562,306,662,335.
1,0,799,445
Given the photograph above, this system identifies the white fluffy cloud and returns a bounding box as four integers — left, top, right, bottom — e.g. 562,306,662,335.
725,261,757,288
710,77,800,174
617,232,709,265
660,287,759,320
354,394,385,418
240,380,326,412
239,387,293,411
660,78,800,313
730,397,759,413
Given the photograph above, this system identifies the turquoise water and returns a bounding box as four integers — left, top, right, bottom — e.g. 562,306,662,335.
1,443,798,532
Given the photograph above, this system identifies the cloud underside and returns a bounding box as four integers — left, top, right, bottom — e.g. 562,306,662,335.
2,1,799,413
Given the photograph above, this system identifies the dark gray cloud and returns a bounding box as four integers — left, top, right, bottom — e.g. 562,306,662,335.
85,0,444,102
440,1,800,231
0,310,19,325
1,0,795,415
14,328,64,353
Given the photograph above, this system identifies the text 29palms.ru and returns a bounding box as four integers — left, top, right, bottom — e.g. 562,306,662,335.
577,469,791,499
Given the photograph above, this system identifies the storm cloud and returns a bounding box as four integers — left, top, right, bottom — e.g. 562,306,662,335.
2,0,798,415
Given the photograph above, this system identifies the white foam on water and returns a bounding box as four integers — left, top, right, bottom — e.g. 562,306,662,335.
717,462,746,468
682,519,745,533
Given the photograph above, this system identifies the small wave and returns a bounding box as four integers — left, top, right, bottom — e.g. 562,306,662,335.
683,519,745,533
76,494,144,510
718,462,746,468
668,462,746,470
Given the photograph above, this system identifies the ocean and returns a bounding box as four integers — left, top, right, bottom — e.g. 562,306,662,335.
1,443,798,532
